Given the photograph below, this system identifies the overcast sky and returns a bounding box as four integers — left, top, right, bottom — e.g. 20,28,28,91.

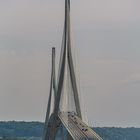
0,0,140,127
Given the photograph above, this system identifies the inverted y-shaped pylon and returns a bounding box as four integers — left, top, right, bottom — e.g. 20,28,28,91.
42,0,103,140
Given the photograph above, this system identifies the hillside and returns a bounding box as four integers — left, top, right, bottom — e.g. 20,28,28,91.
0,121,140,140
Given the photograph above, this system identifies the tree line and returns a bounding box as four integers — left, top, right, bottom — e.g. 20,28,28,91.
0,121,140,140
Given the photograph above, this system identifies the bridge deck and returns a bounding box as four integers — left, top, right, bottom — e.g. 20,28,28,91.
58,112,103,140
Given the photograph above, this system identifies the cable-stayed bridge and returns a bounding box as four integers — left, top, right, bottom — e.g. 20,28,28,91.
42,0,103,139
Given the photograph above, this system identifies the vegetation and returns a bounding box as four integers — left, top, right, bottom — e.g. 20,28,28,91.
0,121,43,137
94,127,140,140
0,121,140,140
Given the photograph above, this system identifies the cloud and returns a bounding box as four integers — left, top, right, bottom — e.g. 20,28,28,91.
0,0,140,126
124,73,140,85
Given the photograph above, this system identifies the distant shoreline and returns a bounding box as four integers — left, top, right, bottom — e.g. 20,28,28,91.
0,121,139,128
0,121,140,140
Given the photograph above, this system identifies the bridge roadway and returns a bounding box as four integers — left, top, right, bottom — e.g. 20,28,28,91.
58,112,103,140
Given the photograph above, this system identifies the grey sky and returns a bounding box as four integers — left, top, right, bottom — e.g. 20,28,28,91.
0,0,140,127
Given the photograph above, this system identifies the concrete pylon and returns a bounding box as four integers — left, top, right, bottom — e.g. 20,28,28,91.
43,0,82,139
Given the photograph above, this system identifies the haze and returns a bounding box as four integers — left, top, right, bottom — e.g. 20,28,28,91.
0,0,140,127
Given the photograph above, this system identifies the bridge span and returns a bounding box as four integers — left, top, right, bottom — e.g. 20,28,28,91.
58,112,103,140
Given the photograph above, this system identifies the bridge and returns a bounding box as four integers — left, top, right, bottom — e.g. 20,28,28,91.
42,0,103,139
59,112,102,140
